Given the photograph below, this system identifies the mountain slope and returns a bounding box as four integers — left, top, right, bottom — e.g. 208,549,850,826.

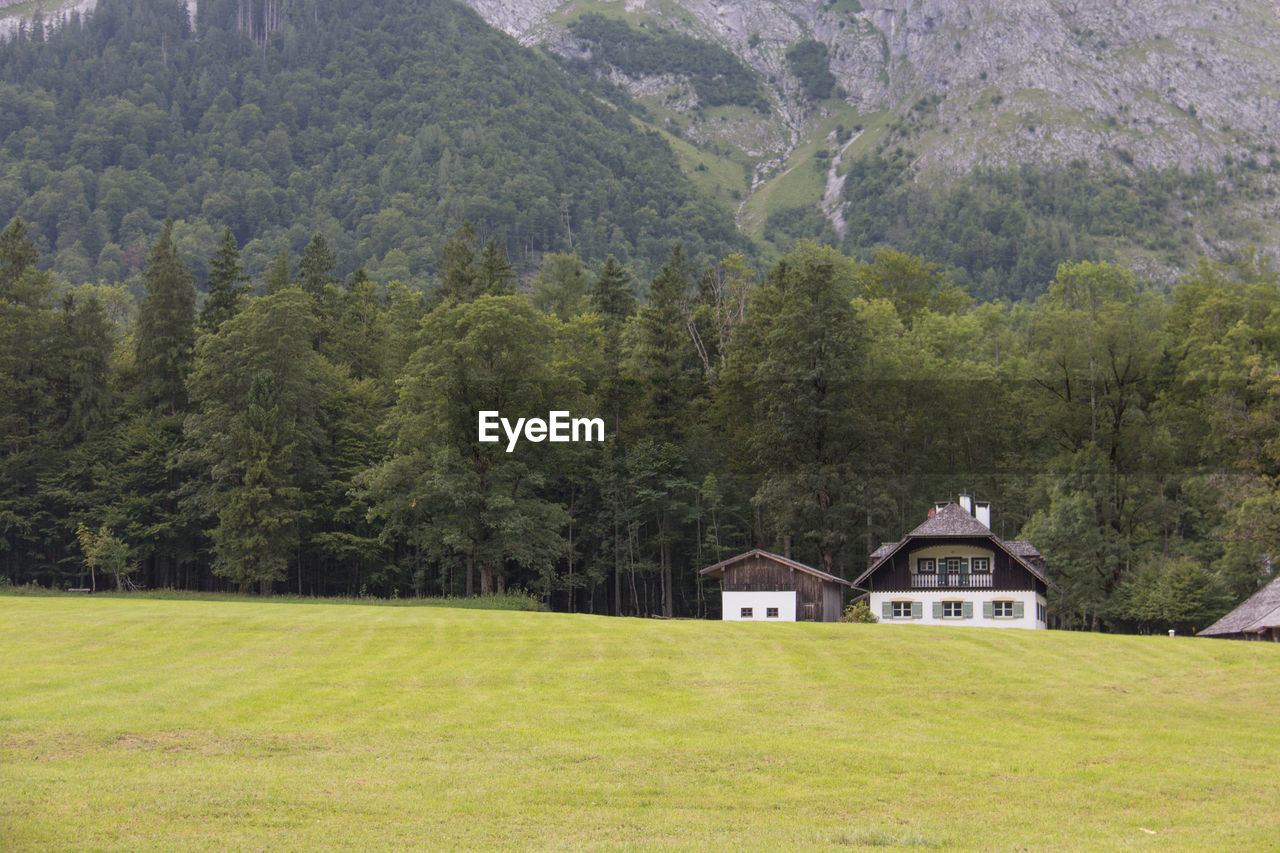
466,0,1280,286
0,0,745,286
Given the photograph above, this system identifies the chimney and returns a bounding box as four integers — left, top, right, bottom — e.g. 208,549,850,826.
959,494,973,515
975,502,991,529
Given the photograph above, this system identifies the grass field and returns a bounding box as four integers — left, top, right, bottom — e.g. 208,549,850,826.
3,595,1279,850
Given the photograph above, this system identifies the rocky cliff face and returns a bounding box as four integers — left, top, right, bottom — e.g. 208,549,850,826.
463,0,1280,176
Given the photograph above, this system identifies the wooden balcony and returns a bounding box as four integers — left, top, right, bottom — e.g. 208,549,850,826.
911,573,993,589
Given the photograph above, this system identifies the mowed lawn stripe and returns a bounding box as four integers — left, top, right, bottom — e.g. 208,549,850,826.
1,596,1278,850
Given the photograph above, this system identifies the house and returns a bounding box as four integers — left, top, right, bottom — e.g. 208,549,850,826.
853,497,1050,629
1197,574,1280,640
700,549,851,622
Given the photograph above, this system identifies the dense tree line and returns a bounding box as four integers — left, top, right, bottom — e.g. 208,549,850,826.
2,210,1276,633
0,0,744,291
838,151,1239,301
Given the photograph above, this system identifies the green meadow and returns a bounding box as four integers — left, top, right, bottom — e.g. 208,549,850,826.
3,595,1278,850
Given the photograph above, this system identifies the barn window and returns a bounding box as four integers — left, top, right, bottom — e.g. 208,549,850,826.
740,607,753,618
766,607,779,618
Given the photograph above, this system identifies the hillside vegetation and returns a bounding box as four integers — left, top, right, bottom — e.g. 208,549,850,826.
471,0,1280,286
2,596,1279,849
0,0,744,286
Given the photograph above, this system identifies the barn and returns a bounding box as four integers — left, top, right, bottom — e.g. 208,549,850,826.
700,549,850,622
1198,574,1280,640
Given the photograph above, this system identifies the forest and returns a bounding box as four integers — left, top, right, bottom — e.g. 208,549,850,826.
2,0,1278,633
3,205,1279,633
0,0,744,291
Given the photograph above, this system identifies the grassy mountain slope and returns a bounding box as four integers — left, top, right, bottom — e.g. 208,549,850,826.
4,595,1280,849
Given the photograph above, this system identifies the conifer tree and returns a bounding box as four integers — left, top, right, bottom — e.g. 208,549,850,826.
0,218,57,584
476,236,515,295
265,249,292,294
297,233,337,297
200,227,248,332
136,220,196,415
187,290,333,593
589,255,635,324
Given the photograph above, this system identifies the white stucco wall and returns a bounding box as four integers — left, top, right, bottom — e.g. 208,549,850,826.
869,590,1047,629
722,590,797,621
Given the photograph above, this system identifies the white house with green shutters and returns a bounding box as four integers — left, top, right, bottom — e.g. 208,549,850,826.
853,498,1051,629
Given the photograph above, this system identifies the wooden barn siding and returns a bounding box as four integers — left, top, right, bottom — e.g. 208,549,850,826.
823,584,844,622
721,555,840,621
865,538,1043,592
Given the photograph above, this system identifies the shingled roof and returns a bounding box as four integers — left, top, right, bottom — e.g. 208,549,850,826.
907,502,996,537
699,549,852,586
1198,574,1280,637
1004,540,1043,559
855,502,1052,588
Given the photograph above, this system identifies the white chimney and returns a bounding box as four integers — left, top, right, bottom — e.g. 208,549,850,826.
959,494,973,515
975,502,991,529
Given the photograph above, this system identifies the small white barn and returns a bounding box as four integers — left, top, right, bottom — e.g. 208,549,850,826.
700,549,851,622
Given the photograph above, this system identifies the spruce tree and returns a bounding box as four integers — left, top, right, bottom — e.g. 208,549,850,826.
589,255,635,324
136,220,196,415
476,236,514,295
265,249,292,294
297,233,337,297
200,227,248,333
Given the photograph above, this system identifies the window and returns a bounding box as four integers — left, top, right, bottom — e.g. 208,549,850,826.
892,601,913,619
766,607,779,618
942,600,965,618
944,557,968,574
740,607,753,618
992,600,1014,618
917,558,936,574
1037,602,1046,623
971,557,991,573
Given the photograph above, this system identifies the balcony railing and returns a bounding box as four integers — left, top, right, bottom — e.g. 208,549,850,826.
912,573,993,589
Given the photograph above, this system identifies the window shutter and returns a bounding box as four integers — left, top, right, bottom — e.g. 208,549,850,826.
882,602,892,619
931,601,942,619
959,557,970,573
1013,601,1025,618
983,601,993,619
962,601,973,618
911,601,923,619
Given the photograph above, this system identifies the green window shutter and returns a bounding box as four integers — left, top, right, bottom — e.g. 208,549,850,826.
1013,601,1025,618
962,601,974,619
931,602,942,618
983,601,993,619
882,602,892,619
911,601,923,619
959,557,970,573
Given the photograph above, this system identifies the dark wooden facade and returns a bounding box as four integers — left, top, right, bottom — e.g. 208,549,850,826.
863,537,1045,593
702,550,848,622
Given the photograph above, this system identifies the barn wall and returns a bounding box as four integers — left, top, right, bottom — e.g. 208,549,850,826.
720,555,835,622
822,583,844,622
722,591,797,621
